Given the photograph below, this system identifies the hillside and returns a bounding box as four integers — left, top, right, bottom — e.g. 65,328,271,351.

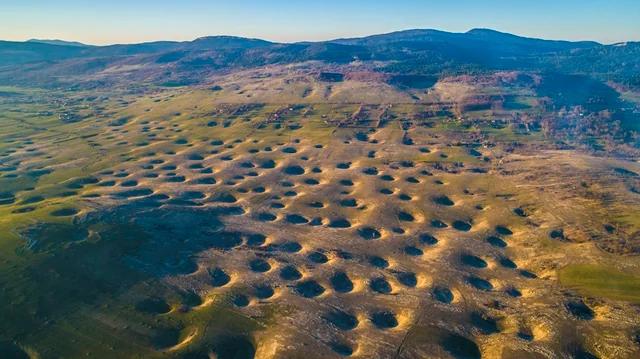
0,29,637,89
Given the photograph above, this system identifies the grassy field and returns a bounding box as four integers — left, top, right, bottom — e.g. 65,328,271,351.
559,264,640,303
1,82,639,358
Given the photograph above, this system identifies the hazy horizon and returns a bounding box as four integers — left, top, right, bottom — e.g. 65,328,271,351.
12,26,638,47
2,0,639,45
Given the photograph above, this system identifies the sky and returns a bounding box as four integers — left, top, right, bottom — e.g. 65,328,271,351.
2,0,639,45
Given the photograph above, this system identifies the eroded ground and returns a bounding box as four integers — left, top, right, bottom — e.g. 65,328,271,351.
1,82,640,359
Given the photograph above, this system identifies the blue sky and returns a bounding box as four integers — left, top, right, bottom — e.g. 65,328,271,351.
2,0,639,44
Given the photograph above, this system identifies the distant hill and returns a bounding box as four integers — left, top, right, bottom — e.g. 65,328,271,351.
0,29,638,89
27,39,90,47
188,35,274,49
331,28,599,52
0,40,85,66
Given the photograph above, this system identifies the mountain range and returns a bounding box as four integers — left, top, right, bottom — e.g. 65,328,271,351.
0,28,638,89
